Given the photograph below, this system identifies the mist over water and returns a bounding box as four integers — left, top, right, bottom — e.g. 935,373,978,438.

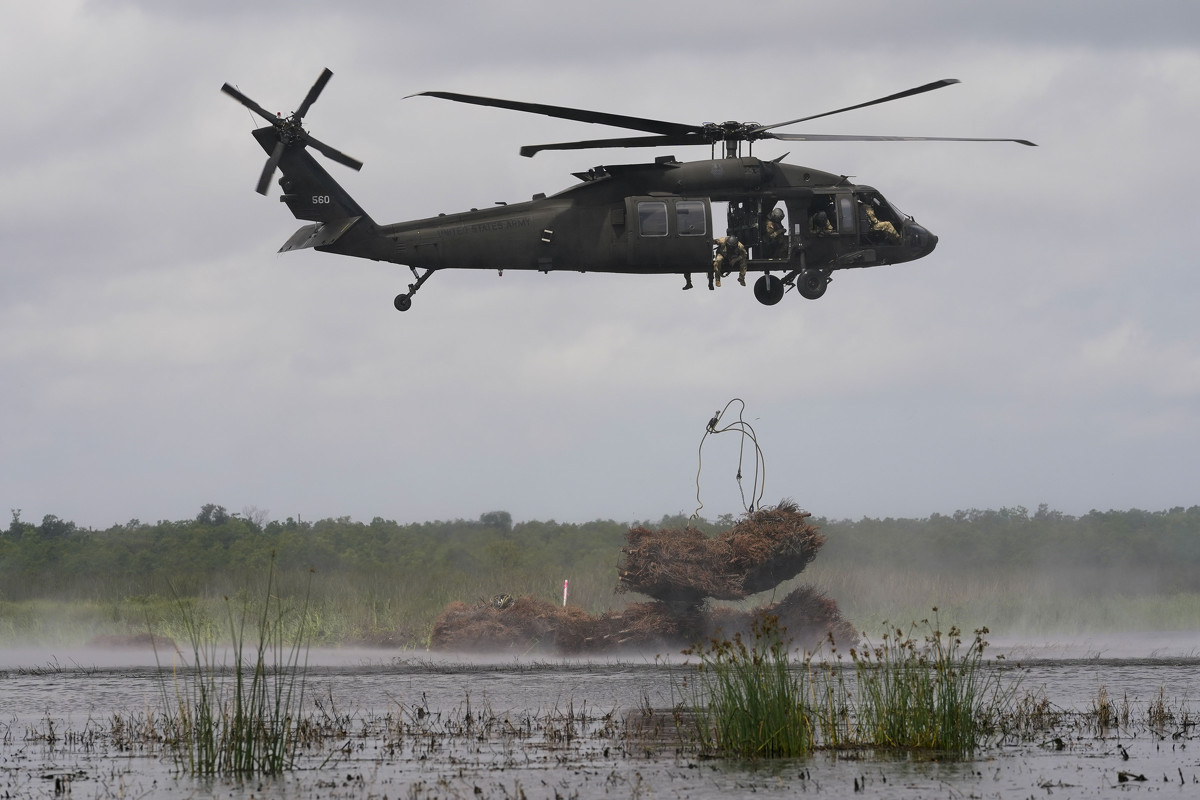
5,627,1200,673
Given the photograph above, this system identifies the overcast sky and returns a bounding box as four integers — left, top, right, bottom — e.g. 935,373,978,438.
2,1,1198,529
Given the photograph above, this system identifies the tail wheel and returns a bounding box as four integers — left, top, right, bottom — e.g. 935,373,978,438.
394,294,412,312
753,274,785,305
797,269,829,300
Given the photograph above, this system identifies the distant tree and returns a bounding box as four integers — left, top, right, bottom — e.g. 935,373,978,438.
480,511,513,532
7,509,35,539
241,506,271,530
196,504,230,526
38,514,76,539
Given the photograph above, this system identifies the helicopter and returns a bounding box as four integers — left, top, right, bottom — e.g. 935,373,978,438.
221,69,1034,311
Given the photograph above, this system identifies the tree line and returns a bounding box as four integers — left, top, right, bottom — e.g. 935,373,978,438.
4,503,1199,604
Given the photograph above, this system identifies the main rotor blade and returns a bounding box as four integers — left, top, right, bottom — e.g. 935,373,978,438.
755,78,962,134
520,133,709,158
769,132,1037,146
295,68,333,121
410,91,700,137
222,83,281,126
308,135,364,171
257,140,285,195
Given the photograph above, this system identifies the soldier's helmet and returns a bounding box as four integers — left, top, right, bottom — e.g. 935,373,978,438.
769,208,784,222
726,235,739,249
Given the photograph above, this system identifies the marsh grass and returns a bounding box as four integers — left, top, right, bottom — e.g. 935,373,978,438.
680,610,1019,758
155,561,311,776
682,615,814,757
848,613,1017,754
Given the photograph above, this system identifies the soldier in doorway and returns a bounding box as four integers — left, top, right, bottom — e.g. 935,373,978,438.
712,235,748,287
764,207,788,259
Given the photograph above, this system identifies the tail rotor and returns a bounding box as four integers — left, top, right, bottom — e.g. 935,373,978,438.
221,68,363,195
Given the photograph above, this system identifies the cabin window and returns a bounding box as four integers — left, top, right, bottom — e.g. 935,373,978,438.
676,200,707,236
637,201,668,237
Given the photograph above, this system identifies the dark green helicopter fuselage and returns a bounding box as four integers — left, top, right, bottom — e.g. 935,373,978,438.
227,70,1036,309
266,124,936,284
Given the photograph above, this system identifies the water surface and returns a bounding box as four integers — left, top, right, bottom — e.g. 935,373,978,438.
2,633,1198,798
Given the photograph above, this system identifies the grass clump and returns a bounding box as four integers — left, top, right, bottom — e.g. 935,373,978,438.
849,611,1015,754
156,560,311,776
682,615,814,757
679,609,1019,759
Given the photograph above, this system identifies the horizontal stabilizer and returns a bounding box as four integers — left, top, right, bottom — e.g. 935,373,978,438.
278,216,362,252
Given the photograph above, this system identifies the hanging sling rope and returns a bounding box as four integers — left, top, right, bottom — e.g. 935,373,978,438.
691,398,766,523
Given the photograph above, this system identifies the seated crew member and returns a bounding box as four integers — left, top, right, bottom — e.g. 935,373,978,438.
863,201,901,243
809,210,834,235
712,235,748,287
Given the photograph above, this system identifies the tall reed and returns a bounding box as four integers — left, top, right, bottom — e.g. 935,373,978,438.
155,560,312,776
682,616,815,757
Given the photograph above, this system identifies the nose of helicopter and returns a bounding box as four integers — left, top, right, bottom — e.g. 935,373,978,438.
907,222,938,257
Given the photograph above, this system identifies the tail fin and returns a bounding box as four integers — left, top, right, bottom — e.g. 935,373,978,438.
224,69,385,259
251,126,371,224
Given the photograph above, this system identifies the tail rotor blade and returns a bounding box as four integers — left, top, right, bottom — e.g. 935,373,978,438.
257,140,285,195
295,68,333,121
308,135,363,171
222,83,280,126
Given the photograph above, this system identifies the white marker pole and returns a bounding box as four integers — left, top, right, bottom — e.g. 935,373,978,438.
562,579,569,607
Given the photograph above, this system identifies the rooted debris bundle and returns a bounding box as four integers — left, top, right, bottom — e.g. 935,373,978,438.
617,500,823,604
431,597,698,655
429,500,856,655
429,587,855,656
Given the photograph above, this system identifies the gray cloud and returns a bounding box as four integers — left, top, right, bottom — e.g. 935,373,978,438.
2,1,1197,528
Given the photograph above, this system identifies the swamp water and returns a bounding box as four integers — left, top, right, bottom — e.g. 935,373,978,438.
2,632,1198,799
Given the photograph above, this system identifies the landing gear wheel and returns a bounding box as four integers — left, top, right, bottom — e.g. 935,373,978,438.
394,267,436,312
753,274,785,306
797,269,828,300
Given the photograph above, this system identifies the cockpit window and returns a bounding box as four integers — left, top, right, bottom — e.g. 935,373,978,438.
859,192,901,223
857,192,903,244
638,201,668,237
676,200,706,236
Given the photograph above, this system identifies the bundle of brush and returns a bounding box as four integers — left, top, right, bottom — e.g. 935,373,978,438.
430,595,594,653
429,596,706,655
616,500,824,605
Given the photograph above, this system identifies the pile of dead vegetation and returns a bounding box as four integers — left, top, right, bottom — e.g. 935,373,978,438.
429,585,855,656
617,500,824,604
429,500,856,656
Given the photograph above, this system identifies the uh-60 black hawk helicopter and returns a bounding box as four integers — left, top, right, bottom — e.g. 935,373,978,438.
221,69,1034,311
